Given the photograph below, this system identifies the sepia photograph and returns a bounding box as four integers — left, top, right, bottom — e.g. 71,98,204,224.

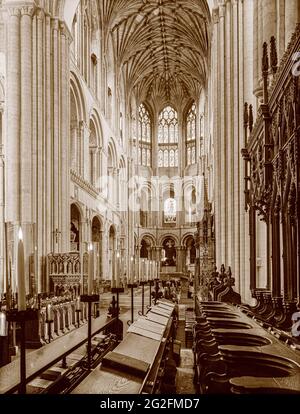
0,0,300,402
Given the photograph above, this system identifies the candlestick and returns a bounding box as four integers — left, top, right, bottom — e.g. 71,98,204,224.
17,227,26,311
88,244,94,295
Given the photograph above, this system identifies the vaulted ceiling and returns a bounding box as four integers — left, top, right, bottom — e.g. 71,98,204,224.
99,0,211,108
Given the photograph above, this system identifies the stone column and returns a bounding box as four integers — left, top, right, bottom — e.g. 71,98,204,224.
232,0,240,290
212,7,221,268
20,5,34,224
5,6,21,223
262,0,276,45
285,0,300,47
242,0,254,303
114,168,120,212
254,0,263,102
36,8,44,292
70,122,78,171
219,2,227,265
252,0,259,98
52,18,60,253
225,0,232,268
60,22,71,252
107,166,114,204
176,246,185,274
276,0,286,60
80,121,90,180
45,12,52,256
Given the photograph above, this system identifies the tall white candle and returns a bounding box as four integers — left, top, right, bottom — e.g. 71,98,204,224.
116,252,120,288
17,227,26,311
130,256,134,284
140,259,144,282
80,251,84,294
0,311,8,337
146,260,149,282
46,303,53,321
88,243,94,295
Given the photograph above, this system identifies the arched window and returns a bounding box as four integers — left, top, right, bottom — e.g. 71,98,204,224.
158,106,179,167
138,104,152,167
186,102,197,165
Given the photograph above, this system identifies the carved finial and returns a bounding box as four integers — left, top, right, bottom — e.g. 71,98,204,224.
270,36,278,74
249,105,253,132
244,102,248,126
262,42,269,74
262,42,269,104
274,194,281,217
288,182,296,225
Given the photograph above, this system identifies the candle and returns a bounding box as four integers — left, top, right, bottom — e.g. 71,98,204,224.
17,227,26,311
130,256,134,284
80,251,84,294
116,253,120,288
0,311,8,337
140,259,146,282
146,260,149,282
46,303,53,321
88,243,94,295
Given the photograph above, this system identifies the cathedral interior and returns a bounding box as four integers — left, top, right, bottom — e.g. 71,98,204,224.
0,0,300,396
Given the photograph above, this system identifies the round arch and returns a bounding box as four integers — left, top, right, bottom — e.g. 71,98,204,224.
181,233,196,247
70,72,87,123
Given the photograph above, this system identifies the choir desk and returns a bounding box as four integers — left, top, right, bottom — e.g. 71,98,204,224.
0,315,116,394
71,301,175,394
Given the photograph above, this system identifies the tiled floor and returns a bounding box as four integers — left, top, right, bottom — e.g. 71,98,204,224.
176,349,195,394
175,290,196,394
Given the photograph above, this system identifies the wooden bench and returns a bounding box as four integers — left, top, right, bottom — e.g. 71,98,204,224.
192,300,300,394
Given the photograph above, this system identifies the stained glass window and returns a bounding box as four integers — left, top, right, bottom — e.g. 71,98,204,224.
164,150,168,167
158,150,163,167
186,102,197,165
158,106,179,167
136,104,152,166
146,149,151,166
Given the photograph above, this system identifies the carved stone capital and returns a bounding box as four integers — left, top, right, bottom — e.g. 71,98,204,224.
212,7,219,24
20,5,35,17
218,3,226,18
7,7,21,17
35,7,45,20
